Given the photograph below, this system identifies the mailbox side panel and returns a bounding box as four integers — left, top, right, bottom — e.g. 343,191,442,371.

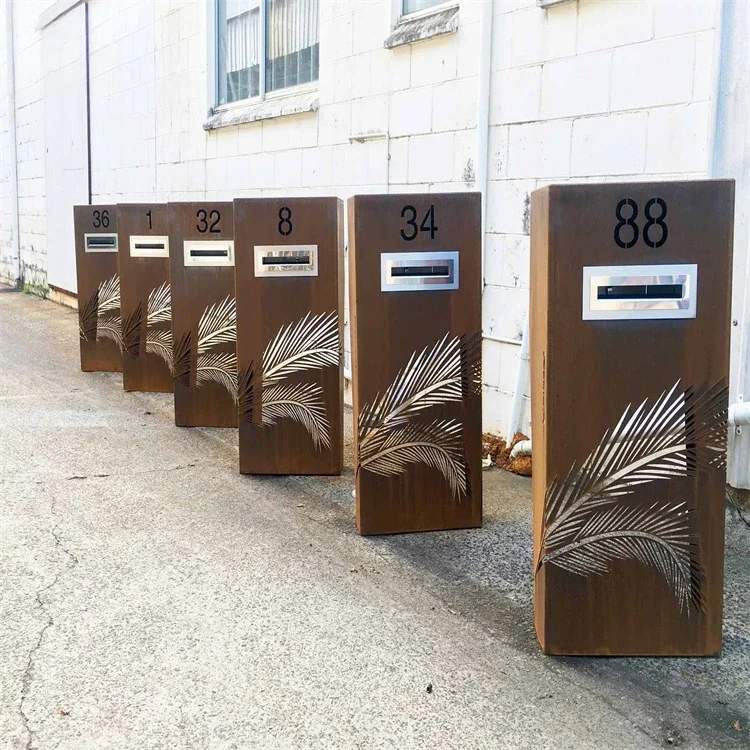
117,204,173,392
529,187,551,649
74,204,122,372
168,202,237,427
234,197,344,475
349,193,482,535
536,180,733,655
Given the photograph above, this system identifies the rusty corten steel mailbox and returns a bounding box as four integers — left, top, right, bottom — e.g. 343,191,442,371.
117,203,172,393
530,180,734,655
168,202,237,428
348,193,482,536
75,204,122,372
233,197,344,475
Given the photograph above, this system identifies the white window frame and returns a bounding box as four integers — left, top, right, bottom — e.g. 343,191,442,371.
394,0,457,25
207,0,319,114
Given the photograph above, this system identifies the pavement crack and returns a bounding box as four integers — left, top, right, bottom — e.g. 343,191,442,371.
727,491,750,532
19,495,78,750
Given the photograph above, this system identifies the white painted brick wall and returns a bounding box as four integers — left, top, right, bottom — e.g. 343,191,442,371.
0,0,726,439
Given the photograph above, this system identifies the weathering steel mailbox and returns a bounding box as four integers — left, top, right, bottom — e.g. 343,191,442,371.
74,204,122,372
530,180,734,655
233,198,344,475
117,203,173,393
348,193,482,536
168,202,237,428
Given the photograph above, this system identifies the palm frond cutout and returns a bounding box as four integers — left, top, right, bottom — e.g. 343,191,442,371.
359,418,467,499
197,295,236,355
540,501,704,614
358,333,479,449
97,274,121,314
261,382,331,450
172,332,191,387
460,331,483,398
147,282,171,325
196,351,237,399
122,304,143,356
146,328,173,372
96,315,122,351
261,311,339,387
79,291,98,341
541,379,728,556
237,364,255,422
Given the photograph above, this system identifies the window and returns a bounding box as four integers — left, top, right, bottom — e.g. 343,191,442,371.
402,0,447,14
217,0,319,106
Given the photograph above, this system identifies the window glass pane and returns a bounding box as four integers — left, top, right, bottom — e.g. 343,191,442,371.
403,0,445,14
266,0,319,94
218,0,261,104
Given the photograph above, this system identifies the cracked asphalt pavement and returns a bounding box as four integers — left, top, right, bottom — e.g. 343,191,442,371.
1,289,749,749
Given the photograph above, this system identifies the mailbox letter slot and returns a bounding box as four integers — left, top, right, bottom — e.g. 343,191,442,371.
254,245,318,277
183,240,235,267
130,235,169,258
583,264,697,320
380,251,459,292
84,234,118,252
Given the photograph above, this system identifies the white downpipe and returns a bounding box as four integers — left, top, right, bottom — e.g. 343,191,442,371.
476,0,493,288
5,0,21,283
506,312,530,441
510,439,532,459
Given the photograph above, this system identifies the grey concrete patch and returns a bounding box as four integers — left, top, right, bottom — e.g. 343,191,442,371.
1,291,748,749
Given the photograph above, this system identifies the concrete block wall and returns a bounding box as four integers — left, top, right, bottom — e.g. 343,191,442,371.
0,0,56,292
482,0,718,436
0,0,725,440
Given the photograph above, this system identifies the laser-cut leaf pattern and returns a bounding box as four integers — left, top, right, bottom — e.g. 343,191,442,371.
359,418,466,499
356,333,480,498
538,378,728,615
147,282,171,325
261,382,331,450
196,351,237,399
146,328,173,372
261,311,339,387
539,501,703,613
197,295,236,355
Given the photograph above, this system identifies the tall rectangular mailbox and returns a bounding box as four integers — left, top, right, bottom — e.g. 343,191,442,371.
168,202,237,427
74,204,122,372
234,198,344,475
348,193,482,535
530,180,734,655
117,203,173,392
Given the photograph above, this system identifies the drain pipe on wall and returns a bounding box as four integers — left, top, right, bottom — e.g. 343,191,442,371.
506,311,530,447
476,0,493,286
5,0,21,284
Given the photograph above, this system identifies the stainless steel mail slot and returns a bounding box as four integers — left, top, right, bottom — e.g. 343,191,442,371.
381,251,459,292
583,263,698,320
254,245,318,277
183,240,235,267
84,233,118,253
130,235,169,258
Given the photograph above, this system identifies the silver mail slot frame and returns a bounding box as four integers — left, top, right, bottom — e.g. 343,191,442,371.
130,235,169,258
381,250,459,293
254,245,318,278
84,233,118,253
583,263,698,321
183,240,235,267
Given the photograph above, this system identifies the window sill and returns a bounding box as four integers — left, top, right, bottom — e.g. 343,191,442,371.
203,90,319,131
384,4,459,50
